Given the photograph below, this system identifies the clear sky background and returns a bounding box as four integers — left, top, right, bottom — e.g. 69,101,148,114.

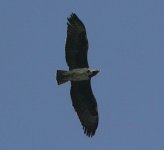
0,0,164,150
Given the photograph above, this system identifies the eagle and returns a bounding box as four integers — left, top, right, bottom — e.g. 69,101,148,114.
56,13,99,137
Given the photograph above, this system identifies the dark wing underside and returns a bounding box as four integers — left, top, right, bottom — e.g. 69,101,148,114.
71,80,99,137
65,13,89,70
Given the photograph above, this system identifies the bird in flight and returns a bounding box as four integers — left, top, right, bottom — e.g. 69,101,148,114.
56,13,99,137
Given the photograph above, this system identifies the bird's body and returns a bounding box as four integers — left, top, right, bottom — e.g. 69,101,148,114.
56,13,99,137
56,68,99,84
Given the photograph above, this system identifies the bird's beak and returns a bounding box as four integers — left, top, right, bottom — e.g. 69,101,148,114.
92,70,99,76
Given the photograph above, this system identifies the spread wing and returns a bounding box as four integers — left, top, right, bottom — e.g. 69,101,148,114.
70,80,99,137
65,13,89,70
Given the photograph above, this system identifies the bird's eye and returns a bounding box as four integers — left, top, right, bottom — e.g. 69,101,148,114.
87,70,90,73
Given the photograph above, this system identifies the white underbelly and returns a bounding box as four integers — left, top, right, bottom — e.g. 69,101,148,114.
71,74,89,81
69,68,89,81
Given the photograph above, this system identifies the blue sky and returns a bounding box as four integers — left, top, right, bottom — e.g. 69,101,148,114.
0,0,164,149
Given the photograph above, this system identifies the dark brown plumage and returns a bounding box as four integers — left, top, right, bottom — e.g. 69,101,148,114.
65,13,99,137
66,13,89,70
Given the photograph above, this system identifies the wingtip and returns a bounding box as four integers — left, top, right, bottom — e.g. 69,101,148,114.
67,13,85,29
70,12,77,17
83,126,96,137
67,13,78,21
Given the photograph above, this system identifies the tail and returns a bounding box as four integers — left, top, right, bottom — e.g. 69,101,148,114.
56,70,69,85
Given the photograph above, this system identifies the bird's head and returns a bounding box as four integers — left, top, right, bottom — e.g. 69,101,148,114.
87,69,100,78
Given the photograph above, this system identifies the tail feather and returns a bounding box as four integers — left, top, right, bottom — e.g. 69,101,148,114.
56,70,69,85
